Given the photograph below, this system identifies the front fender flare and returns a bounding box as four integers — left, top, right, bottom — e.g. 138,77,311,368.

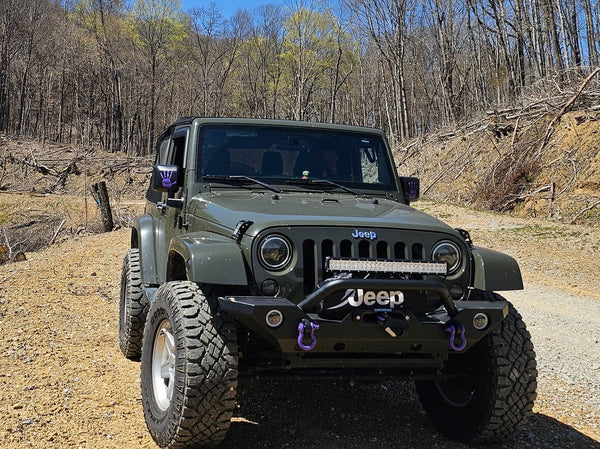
132,214,160,285
169,232,249,286
471,247,523,291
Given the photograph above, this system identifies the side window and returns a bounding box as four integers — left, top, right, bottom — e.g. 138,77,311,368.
158,136,170,165
168,127,189,191
359,144,393,185
170,129,188,167
360,147,379,183
146,133,172,203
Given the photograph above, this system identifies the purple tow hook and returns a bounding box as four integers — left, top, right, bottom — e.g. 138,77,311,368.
297,320,320,351
445,322,467,351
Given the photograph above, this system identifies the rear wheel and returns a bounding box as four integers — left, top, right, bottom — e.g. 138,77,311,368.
118,249,147,360
141,281,238,448
415,291,537,443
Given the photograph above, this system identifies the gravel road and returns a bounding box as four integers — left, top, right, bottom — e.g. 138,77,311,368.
0,199,599,448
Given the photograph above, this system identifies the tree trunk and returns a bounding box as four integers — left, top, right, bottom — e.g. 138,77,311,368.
582,0,597,66
541,0,564,72
0,37,10,133
566,0,581,67
92,181,114,232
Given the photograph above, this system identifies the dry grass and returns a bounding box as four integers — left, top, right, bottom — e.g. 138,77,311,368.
396,110,600,223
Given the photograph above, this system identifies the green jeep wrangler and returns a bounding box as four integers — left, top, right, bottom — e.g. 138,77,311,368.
119,117,537,448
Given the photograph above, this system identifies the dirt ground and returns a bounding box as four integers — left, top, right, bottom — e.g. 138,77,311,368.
0,197,599,448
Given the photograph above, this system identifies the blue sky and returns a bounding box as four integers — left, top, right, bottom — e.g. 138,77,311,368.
180,0,281,18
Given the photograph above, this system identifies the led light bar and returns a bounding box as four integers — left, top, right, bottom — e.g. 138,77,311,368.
326,258,447,275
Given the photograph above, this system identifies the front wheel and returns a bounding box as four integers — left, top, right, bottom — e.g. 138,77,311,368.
415,291,537,443
141,281,238,448
119,248,147,360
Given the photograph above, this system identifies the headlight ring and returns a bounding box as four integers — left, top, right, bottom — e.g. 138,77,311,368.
258,235,293,271
431,240,462,275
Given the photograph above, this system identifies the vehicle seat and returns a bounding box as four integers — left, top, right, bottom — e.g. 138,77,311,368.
293,150,321,178
205,148,230,175
261,151,283,176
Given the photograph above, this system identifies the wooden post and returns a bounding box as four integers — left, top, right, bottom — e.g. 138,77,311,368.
84,157,88,229
92,181,114,232
547,182,555,218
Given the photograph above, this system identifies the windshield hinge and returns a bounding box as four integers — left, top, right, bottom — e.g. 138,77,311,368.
177,214,189,230
231,220,254,242
455,228,473,247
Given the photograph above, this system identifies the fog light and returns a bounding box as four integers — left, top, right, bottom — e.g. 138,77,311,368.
261,279,279,296
265,310,283,328
473,313,489,330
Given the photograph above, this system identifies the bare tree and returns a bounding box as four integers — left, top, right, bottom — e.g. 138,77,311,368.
583,0,598,66
344,0,413,140
324,9,355,123
235,4,284,118
189,5,228,116
0,0,27,132
130,0,185,154
540,0,565,73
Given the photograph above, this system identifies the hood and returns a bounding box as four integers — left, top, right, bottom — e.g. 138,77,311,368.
188,191,456,237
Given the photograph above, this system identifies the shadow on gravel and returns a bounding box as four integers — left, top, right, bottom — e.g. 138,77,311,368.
220,378,600,449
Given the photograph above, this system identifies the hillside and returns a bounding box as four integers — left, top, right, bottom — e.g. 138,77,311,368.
396,107,600,223
0,138,151,259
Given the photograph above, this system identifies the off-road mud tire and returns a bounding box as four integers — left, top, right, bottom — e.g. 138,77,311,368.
119,248,148,360
141,281,238,449
415,290,537,443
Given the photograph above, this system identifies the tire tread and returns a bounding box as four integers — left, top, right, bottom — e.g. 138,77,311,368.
119,249,148,360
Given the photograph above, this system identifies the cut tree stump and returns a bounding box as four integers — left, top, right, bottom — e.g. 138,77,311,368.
91,181,114,232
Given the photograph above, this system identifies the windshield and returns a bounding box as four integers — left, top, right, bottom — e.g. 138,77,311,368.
197,125,396,191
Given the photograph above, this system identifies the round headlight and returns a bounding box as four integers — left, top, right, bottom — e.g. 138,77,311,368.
258,235,292,270
432,241,462,274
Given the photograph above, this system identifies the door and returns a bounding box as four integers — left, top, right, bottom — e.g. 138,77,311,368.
158,126,190,282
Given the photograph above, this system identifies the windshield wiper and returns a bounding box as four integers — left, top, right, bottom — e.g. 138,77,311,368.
286,178,361,196
203,175,281,193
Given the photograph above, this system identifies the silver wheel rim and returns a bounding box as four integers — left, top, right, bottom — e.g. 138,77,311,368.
152,319,176,411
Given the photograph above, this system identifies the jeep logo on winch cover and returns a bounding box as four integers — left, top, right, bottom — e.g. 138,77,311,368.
348,289,404,307
352,229,377,240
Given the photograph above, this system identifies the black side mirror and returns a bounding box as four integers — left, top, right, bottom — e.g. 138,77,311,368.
152,165,179,192
400,177,420,203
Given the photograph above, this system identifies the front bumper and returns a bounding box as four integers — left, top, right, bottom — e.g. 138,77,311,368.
219,279,507,357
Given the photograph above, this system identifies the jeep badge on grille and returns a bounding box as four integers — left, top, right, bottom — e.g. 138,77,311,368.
352,229,377,240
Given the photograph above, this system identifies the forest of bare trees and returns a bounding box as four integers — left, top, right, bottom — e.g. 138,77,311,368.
1,0,599,155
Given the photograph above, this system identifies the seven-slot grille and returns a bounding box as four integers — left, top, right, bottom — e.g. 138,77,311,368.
299,231,433,295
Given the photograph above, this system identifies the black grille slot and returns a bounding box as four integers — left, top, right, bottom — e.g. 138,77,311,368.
303,239,316,295
340,240,352,257
322,240,334,274
358,240,370,257
394,242,406,258
322,240,334,258
376,241,389,258
412,243,424,259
